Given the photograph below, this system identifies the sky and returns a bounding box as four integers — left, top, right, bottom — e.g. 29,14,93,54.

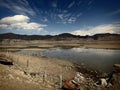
0,0,120,35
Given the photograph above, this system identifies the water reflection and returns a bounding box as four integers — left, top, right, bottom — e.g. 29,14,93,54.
42,48,120,72
17,48,120,72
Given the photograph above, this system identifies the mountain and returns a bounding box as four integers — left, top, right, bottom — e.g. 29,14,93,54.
0,33,120,41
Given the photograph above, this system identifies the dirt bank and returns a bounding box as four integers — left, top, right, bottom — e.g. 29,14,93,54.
0,51,120,90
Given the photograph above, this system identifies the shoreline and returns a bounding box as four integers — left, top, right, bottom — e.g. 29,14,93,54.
1,45,119,73
0,51,120,90
0,44,120,51
0,52,103,85
0,40,120,50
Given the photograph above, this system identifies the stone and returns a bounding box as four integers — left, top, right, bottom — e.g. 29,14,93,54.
100,78,107,87
72,72,85,85
8,74,14,79
113,64,120,72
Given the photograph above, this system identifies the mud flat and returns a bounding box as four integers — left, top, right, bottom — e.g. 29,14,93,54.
0,40,120,51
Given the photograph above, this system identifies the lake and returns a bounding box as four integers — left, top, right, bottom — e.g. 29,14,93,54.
17,48,120,72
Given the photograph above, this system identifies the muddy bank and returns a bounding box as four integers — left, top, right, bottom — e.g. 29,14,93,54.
1,39,120,51
0,52,120,90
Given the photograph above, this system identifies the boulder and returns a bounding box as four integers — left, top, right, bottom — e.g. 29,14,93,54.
100,78,107,87
113,64,120,73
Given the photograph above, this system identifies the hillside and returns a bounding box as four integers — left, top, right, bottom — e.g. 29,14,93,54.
0,33,120,41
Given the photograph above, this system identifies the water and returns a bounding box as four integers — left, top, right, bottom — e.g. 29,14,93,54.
17,48,120,72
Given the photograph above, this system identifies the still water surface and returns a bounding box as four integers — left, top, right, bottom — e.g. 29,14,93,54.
17,48,120,72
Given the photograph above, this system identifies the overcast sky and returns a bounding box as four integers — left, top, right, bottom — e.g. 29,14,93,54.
0,0,120,35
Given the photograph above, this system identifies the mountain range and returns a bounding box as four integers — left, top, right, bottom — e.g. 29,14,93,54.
0,33,120,41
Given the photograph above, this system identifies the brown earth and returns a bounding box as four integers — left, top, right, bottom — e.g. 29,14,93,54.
0,51,120,90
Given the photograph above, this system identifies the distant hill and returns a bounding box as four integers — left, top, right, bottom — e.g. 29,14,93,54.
0,33,120,41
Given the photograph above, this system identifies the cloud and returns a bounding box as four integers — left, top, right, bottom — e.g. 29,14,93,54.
68,1,75,8
57,13,78,24
42,17,48,23
58,14,64,20
71,24,120,36
107,9,120,16
76,13,83,18
77,1,82,6
68,17,77,24
0,15,47,31
52,1,57,8
0,15,29,24
0,0,36,16
0,24,8,29
88,0,94,5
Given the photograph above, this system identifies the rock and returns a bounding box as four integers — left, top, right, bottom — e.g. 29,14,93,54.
94,78,108,87
72,72,85,85
63,72,87,90
100,78,107,87
16,77,20,81
106,64,120,89
8,74,14,79
113,64,120,73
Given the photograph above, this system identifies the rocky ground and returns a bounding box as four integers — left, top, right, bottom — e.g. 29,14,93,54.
0,51,120,90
